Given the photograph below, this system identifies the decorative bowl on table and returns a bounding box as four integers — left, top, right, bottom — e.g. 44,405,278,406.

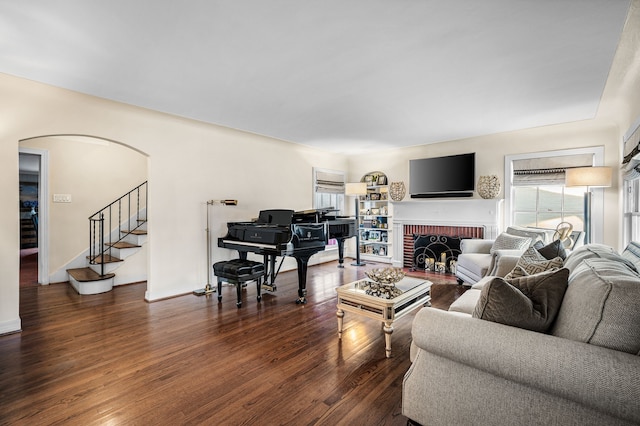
365,267,405,286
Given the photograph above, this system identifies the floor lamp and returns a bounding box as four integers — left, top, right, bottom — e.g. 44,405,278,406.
565,167,612,244
345,182,368,266
194,199,238,296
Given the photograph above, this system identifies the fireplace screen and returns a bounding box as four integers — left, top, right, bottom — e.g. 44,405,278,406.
412,234,465,272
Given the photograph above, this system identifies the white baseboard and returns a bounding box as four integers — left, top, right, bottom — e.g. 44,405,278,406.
0,318,22,335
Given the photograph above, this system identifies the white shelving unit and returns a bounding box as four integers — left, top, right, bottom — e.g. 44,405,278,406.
358,172,392,263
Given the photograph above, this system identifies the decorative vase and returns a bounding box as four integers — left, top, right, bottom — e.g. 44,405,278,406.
477,175,500,199
389,181,406,201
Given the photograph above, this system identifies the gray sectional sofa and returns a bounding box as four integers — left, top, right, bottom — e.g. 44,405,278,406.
402,243,640,425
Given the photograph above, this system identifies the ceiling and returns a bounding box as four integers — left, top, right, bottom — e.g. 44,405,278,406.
0,1,632,154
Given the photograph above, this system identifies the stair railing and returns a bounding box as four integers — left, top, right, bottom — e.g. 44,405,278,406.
88,181,148,276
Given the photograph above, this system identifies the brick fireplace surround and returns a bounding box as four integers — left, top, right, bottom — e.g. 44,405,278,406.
391,199,503,268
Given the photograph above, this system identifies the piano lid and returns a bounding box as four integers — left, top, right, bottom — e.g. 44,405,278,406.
257,209,294,225
293,207,342,223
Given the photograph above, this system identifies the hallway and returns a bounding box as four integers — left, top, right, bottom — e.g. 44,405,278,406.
19,248,38,287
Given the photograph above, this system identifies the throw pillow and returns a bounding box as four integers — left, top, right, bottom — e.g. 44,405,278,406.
506,226,550,246
472,268,570,333
504,247,564,280
551,258,640,354
535,239,567,260
490,232,531,254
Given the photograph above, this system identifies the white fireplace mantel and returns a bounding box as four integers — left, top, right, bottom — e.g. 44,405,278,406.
391,198,503,267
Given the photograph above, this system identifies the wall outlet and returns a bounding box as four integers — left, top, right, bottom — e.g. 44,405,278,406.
53,194,72,203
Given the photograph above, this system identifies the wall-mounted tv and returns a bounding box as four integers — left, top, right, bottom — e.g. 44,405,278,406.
409,153,475,198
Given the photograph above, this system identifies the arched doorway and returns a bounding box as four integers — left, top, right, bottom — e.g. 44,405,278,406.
18,134,148,290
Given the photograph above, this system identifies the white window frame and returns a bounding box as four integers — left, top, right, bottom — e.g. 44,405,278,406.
504,146,605,242
312,167,346,214
622,115,640,247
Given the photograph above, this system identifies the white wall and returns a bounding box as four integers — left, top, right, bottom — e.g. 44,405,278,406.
347,120,621,248
0,73,347,334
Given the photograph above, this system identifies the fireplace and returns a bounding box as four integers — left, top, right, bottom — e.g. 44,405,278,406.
407,226,484,270
391,199,503,268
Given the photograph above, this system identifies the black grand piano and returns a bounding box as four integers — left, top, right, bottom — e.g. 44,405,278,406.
218,208,356,304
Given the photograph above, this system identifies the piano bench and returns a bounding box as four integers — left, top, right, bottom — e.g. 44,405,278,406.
213,259,265,308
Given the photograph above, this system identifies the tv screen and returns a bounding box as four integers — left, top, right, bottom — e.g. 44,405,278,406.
409,153,475,197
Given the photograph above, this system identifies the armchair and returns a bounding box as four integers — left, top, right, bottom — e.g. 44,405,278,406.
455,226,584,286
455,232,532,286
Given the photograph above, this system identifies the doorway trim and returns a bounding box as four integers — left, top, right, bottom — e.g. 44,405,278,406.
19,147,49,285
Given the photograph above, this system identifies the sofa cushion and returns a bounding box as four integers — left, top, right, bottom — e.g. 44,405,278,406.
534,239,567,260
472,268,569,333
490,232,531,254
551,258,640,354
563,244,637,273
504,247,563,280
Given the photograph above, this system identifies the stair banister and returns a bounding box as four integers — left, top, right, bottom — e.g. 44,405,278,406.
88,181,147,275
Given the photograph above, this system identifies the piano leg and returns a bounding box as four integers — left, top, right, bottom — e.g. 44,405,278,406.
336,238,346,268
294,253,314,304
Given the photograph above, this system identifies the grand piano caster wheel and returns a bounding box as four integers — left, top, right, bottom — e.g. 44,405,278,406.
296,297,307,304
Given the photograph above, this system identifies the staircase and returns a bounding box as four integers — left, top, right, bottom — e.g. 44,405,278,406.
67,182,148,295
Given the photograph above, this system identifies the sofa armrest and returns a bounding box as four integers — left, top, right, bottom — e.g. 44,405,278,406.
460,239,494,254
489,252,521,276
411,308,640,424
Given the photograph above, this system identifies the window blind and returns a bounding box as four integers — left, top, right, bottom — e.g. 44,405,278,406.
315,170,345,194
512,154,593,186
622,118,640,180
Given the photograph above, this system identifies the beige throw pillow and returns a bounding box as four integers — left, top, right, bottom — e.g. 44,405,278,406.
472,268,570,333
504,247,564,280
490,232,531,254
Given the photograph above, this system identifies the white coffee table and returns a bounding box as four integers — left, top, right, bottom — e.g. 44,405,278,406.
336,276,432,358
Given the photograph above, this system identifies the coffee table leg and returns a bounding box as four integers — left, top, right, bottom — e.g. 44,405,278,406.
383,322,393,358
337,308,344,339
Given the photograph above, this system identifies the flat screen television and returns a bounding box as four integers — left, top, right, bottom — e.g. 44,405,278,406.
409,153,475,198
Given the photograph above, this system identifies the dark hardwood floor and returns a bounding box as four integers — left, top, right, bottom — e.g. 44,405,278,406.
3,258,463,425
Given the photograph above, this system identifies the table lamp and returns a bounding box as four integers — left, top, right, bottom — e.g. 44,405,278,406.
565,166,612,244
345,182,368,266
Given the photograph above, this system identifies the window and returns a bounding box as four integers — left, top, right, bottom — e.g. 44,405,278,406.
512,185,585,231
505,147,605,241
312,168,345,214
622,116,640,247
312,168,346,250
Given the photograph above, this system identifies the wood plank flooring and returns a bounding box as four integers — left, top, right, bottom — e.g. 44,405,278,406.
4,259,461,425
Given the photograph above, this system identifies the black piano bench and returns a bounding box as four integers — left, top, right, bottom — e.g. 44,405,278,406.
213,259,265,308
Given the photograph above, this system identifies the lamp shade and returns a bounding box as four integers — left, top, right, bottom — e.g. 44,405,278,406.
565,167,612,187
345,182,368,196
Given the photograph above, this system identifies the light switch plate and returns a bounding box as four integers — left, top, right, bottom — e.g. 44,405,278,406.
53,194,72,203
